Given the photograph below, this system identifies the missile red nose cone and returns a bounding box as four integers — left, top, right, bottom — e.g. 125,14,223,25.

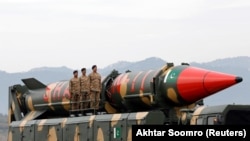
202,72,242,94
177,67,243,103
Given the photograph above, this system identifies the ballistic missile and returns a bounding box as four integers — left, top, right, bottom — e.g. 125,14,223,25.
14,63,242,119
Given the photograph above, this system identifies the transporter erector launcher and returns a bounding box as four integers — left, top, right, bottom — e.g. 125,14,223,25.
8,62,243,141
8,63,242,122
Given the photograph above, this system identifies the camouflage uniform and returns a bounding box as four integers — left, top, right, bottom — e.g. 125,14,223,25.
69,77,80,110
88,72,102,109
79,75,90,109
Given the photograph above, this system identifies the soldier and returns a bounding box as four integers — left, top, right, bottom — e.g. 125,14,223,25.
69,70,80,114
88,65,102,112
79,68,90,111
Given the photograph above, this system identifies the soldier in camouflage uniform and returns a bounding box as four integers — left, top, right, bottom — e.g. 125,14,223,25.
69,70,80,112
88,65,102,111
79,68,90,111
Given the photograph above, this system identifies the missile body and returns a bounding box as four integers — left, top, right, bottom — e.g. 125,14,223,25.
22,79,70,115
20,63,242,116
104,64,242,112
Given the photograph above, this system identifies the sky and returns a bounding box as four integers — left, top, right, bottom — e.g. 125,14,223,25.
0,0,250,73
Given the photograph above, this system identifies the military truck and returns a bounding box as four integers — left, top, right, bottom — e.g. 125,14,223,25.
189,104,250,125
7,63,245,141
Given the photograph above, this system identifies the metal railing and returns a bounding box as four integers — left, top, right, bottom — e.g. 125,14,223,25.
69,93,100,116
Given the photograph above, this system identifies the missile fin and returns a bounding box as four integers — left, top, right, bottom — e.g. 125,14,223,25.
22,78,47,90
